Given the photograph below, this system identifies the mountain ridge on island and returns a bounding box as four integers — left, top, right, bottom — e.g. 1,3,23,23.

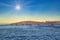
12,21,60,24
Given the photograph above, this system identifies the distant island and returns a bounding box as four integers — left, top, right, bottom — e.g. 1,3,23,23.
13,21,60,25
0,21,60,28
0,21,60,26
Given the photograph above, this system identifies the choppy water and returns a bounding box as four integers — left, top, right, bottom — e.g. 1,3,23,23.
0,25,60,40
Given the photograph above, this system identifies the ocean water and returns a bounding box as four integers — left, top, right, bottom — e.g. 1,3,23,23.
0,25,60,40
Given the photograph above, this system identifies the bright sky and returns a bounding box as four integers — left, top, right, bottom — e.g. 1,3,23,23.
0,0,60,24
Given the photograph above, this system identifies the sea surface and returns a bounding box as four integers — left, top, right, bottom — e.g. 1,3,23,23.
0,25,60,40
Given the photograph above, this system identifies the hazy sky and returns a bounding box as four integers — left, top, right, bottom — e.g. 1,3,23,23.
0,0,60,24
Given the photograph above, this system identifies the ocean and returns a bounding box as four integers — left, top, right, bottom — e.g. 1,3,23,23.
0,25,60,40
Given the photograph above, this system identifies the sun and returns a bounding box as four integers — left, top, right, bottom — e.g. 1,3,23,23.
15,5,21,10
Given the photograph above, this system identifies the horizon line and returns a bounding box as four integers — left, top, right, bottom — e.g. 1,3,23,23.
0,20,60,24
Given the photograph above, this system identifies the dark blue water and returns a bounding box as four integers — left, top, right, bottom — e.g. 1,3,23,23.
0,25,60,40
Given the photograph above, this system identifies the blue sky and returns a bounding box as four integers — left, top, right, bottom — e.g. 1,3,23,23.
0,0,60,23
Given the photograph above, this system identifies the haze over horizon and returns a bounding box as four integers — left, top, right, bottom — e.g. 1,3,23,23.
0,0,60,24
